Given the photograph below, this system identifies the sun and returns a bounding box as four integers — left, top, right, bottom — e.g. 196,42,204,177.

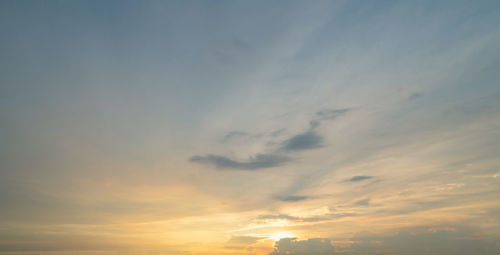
269,232,295,241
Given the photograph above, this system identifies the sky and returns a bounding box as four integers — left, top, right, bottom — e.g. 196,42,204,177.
1,0,500,254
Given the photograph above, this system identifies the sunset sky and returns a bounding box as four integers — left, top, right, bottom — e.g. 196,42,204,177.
1,1,500,254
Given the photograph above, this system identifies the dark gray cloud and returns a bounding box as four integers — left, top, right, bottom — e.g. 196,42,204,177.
316,108,350,121
270,238,334,255
276,195,312,202
281,130,323,151
347,176,373,182
189,154,290,170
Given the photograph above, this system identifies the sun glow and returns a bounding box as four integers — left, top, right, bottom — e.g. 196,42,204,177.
270,232,295,241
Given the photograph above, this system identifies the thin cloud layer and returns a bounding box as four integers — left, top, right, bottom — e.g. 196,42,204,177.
189,154,291,170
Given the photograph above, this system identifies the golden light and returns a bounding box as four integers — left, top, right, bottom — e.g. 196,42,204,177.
269,232,295,241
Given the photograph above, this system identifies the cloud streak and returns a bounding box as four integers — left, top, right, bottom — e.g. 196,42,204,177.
347,176,373,182
258,213,356,223
275,195,312,202
189,154,291,170
316,108,350,121
222,131,248,142
354,198,370,206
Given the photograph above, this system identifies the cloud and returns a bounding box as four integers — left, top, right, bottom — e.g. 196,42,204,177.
309,120,321,129
222,131,248,142
316,108,350,121
408,92,423,100
200,108,350,173
347,227,500,255
347,176,373,182
189,154,291,170
277,108,350,152
258,214,299,221
193,107,349,172
257,213,356,223
354,198,370,206
275,195,312,202
270,238,334,255
267,226,500,255
271,128,287,137
281,130,323,151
